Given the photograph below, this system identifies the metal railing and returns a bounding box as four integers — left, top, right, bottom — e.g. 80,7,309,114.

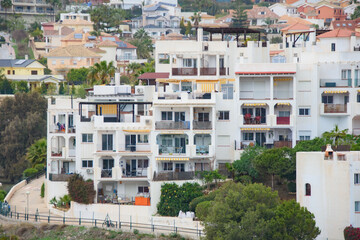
153,171,196,181
155,121,190,130
172,68,197,76
193,121,212,130
101,169,112,178
158,146,186,155
0,203,204,237
324,104,347,113
200,68,216,76
48,173,72,182
25,170,45,184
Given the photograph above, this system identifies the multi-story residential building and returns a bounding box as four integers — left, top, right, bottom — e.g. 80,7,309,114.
269,3,300,17
59,12,91,22
297,148,360,240
246,6,280,33
0,0,53,23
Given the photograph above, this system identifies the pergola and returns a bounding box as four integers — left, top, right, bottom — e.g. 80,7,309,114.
202,27,262,43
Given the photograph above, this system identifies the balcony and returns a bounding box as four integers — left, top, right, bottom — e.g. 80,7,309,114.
320,79,351,87
274,141,292,148
159,146,186,155
48,173,72,182
123,169,147,178
155,121,190,130
120,144,151,152
172,68,197,76
200,68,216,76
50,124,66,133
196,145,209,155
153,171,196,181
243,115,266,125
276,116,290,125
68,126,76,133
324,104,347,114
101,169,112,178
193,121,212,130
220,68,227,76
97,144,115,152
68,149,75,157
117,56,137,61
156,92,212,101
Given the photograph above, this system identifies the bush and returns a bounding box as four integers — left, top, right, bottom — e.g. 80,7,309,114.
287,182,296,192
157,182,203,216
23,168,38,178
270,36,283,44
34,164,44,172
40,183,44,198
195,201,212,220
133,229,139,234
344,225,360,240
0,190,6,202
189,192,215,212
49,197,57,207
67,174,95,204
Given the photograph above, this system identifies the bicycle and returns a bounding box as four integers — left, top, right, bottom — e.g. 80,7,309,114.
102,219,115,228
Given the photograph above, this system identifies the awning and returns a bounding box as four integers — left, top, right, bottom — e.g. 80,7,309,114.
123,129,151,133
160,131,185,134
241,128,271,131
243,103,267,107
201,83,215,93
156,157,189,161
274,77,293,81
323,90,348,94
276,102,291,106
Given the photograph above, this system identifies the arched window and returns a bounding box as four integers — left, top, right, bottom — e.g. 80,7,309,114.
305,183,311,196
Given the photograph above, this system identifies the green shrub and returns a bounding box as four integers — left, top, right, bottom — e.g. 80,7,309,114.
23,168,38,178
287,182,296,192
67,174,95,204
189,192,215,212
195,201,212,221
237,175,252,184
0,190,6,202
157,182,203,216
49,197,57,206
34,164,44,172
133,229,139,234
40,183,45,198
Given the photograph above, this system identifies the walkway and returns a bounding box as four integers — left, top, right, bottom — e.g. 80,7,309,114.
8,176,49,215
0,32,15,59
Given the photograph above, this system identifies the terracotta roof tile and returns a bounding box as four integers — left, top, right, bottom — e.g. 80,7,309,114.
246,6,280,19
138,72,169,79
317,28,360,38
45,45,101,58
281,22,311,31
98,40,118,47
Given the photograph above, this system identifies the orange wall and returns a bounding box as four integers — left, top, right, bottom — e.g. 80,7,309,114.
48,57,100,74
316,6,346,20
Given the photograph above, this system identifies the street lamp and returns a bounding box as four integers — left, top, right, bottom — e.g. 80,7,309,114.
26,191,30,216
118,196,122,225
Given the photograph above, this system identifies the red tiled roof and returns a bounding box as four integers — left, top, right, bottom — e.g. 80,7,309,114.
317,28,360,38
281,22,311,32
138,72,169,79
246,6,279,19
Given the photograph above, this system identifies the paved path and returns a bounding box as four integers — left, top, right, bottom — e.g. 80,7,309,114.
8,176,49,215
0,32,15,59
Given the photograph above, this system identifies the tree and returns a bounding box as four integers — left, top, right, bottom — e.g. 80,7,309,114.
67,67,90,85
87,61,115,85
253,147,295,189
185,21,192,36
30,28,43,42
130,29,153,59
59,82,65,95
180,17,186,35
67,174,96,204
293,137,330,152
15,81,29,93
90,5,127,33
202,182,320,240
322,124,348,147
190,12,202,28
0,69,14,94
0,0,12,21
233,145,264,180
45,0,61,22
25,138,46,167
232,7,248,28
38,57,51,74
351,6,360,20
0,92,47,181
198,170,226,190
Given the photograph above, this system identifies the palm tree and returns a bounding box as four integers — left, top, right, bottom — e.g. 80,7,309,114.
26,138,47,167
190,12,202,29
1,0,12,21
87,61,116,85
322,124,348,147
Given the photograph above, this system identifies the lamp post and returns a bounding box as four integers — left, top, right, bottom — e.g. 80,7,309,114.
118,196,122,226
26,191,30,217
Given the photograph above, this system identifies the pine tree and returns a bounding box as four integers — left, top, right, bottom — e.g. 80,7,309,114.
185,21,192,36
232,7,248,28
180,17,186,35
59,82,65,95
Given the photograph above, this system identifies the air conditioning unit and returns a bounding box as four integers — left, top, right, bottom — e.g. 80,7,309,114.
137,88,144,94
86,169,93,174
145,119,151,125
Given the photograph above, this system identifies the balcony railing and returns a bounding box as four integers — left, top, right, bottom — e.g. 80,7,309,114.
122,144,150,152
49,173,72,182
172,68,197,76
155,121,190,130
68,149,75,157
276,116,290,125
220,68,227,76
355,47,360,51
117,56,138,61
153,171,196,181
243,116,266,125
123,169,147,178
274,141,292,148
159,146,186,155
320,79,351,87
68,127,76,133
51,151,63,157
101,169,112,178
193,121,212,129
196,145,209,155
200,68,216,76
97,144,114,152
324,104,347,113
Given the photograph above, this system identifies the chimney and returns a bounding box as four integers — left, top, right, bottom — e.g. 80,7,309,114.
115,72,120,85
25,55,28,60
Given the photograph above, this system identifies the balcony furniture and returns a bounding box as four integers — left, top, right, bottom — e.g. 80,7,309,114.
244,114,251,124
255,116,261,124
135,196,150,206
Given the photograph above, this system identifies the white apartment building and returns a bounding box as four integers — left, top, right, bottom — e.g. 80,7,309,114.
297,149,360,240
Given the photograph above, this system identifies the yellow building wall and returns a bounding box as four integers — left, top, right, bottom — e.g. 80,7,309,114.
3,67,45,75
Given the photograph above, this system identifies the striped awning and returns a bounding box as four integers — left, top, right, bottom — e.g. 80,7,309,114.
243,103,267,106
123,129,151,133
201,83,215,93
323,90,348,94
276,102,291,106
241,128,270,131
274,77,293,81
156,157,189,161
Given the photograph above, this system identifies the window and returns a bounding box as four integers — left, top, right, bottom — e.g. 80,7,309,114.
102,134,113,150
355,201,360,212
175,163,185,172
299,108,310,116
161,111,172,120
299,130,311,141
355,174,360,184
31,70,38,75
198,112,209,122
138,159,149,168
243,132,254,141
218,111,230,120
7,70,10,74
357,94,360,103
138,186,149,193
163,162,173,171
331,43,336,52
183,59,197,68
51,97,56,105
52,60,56,65
61,60,64,64
305,183,311,196
322,96,333,104
12,70,15,74
300,136,310,140
279,111,290,117
137,135,149,143
195,163,210,171
82,134,93,143
341,69,351,80
73,60,77,65
222,84,233,99
174,112,185,122
158,54,170,64
82,160,93,168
